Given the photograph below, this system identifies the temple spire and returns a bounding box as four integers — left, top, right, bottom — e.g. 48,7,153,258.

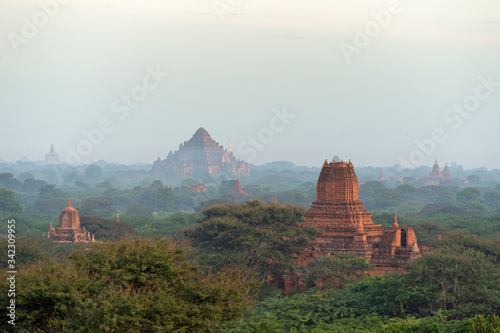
392,212,399,228
67,197,71,207
227,139,232,154
116,214,120,223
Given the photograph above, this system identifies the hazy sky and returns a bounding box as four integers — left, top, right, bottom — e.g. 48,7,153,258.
1,0,499,168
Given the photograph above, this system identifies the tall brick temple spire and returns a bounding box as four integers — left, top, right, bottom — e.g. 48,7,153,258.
301,160,384,258
292,160,426,285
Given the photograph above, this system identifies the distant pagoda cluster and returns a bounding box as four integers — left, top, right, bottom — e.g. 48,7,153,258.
378,159,467,186
425,158,453,186
153,128,250,178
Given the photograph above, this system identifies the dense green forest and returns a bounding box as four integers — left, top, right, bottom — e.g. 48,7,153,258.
1,203,499,332
1,161,500,332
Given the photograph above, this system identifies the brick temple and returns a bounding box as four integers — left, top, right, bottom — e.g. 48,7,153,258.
152,128,250,178
46,198,93,244
286,160,427,290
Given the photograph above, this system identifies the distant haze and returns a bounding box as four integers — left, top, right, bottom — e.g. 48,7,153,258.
1,0,499,169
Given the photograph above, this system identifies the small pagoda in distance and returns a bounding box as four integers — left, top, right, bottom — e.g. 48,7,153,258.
228,175,249,195
44,144,61,164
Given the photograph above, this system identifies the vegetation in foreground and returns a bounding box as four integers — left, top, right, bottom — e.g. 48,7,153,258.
0,201,499,332
0,237,257,332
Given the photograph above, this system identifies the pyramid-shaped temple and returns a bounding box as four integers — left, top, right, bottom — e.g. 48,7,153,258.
153,128,250,178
